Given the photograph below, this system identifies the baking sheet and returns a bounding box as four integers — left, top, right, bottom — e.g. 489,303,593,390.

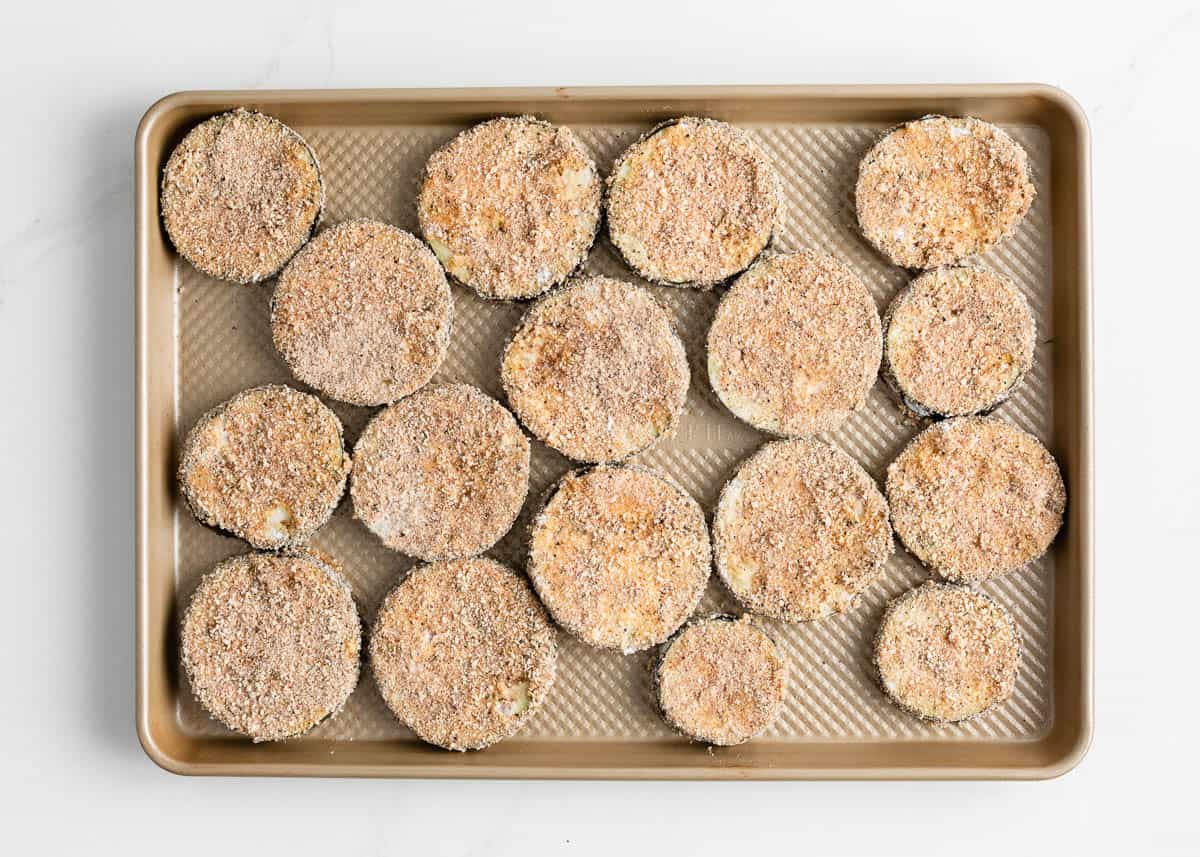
137,87,1092,778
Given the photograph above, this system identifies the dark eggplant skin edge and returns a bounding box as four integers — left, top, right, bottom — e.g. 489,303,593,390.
604,117,787,290
870,581,1022,725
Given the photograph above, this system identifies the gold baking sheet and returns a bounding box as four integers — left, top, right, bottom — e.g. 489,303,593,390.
136,86,1092,779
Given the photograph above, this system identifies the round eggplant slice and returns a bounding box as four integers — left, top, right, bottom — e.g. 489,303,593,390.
707,250,882,437
856,115,1035,269
351,384,530,561
369,557,557,751
161,108,324,283
501,275,688,463
528,465,710,653
714,438,892,622
178,385,350,550
181,551,361,742
874,582,1020,723
654,615,786,745
418,116,601,300
885,416,1065,583
606,117,783,287
272,219,452,406
882,265,1035,418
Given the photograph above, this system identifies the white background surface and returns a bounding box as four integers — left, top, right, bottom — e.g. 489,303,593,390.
1,0,1196,853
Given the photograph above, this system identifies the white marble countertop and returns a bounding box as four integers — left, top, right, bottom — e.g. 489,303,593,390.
2,0,1196,853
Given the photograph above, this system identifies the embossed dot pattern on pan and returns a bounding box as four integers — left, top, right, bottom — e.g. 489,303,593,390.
172,115,1058,746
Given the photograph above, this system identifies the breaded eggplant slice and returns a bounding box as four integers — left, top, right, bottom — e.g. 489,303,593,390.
528,465,711,653
181,551,361,742
714,438,893,622
350,384,530,561
856,115,1035,269
886,416,1065,583
417,116,601,300
707,250,882,436
178,385,350,550
369,557,558,751
271,219,452,406
500,275,688,463
653,614,786,745
606,117,783,287
882,266,1036,418
874,582,1020,723
161,108,324,284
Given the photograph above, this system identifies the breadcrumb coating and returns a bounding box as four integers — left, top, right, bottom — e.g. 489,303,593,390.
162,109,323,283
